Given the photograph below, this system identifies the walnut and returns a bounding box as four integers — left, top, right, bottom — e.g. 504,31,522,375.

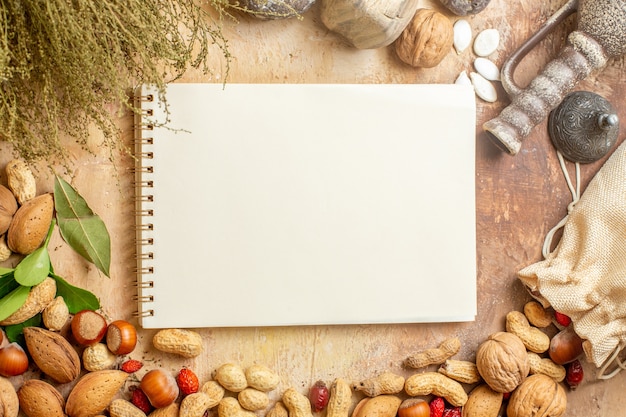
475,332,530,393
507,374,567,417
394,9,454,68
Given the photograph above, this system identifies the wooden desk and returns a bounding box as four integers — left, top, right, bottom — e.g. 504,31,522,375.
1,0,625,415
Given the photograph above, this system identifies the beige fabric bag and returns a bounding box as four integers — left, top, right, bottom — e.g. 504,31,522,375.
518,140,626,377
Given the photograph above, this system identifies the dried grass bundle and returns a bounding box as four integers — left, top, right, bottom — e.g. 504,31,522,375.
0,0,231,166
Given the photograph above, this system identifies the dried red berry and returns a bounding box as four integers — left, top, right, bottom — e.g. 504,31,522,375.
554,311,572,327
120,359,143,373
429,397,445,417
566,359,584,390
176,367,200,396
442,407,461,417
502,391,511,400
309,380,330,412
131,387,154,414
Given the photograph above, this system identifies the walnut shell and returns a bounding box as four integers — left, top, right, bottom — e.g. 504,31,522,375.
506,374,567,417
476,332,529,393
394,9,453,68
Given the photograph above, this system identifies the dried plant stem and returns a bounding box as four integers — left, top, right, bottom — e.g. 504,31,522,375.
0,0,232,168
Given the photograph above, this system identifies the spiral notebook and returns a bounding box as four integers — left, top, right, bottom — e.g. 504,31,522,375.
133,83,477,329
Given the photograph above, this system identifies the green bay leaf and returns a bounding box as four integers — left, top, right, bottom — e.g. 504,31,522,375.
14,246,51,286
0,273,19,299
14,219,54,286
52,274,100,313
54,175,111,277
0,267,13,276
0,286,31,322
4,314,42,345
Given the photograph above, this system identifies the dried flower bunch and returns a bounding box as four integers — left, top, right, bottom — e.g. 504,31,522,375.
0,0,231,166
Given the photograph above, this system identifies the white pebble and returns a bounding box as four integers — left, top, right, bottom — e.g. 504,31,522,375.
474,57,500,81
453,19,472,54
455,71,472,86
470,72,497,102
473,28,500,57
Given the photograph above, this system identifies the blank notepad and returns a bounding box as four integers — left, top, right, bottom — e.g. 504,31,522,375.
134,83,477,329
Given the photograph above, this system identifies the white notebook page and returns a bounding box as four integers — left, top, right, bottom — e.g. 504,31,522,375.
136,83,477,328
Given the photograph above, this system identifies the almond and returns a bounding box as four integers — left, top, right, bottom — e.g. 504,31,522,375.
0,375,19,417
65,370,129,417
7,193,54,255
0,184,18,235
23,326,81,383
18,379,65,417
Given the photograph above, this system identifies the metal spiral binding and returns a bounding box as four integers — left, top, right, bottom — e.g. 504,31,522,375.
132,294,155,302
133,309,155,318
134,89,156,319
133,279,154,287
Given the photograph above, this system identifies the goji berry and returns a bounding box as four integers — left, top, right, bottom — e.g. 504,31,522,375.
309,380,330,412
429,397,445,417
502,391,511,400
130,386,153,414
176,367,200,396
120,359,143,373
442,406,461,417
566,359,584,390
554,311,571,327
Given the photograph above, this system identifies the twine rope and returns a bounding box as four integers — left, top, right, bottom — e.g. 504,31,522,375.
542,151,581,259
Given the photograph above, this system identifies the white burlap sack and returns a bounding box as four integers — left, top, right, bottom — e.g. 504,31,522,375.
518,140,626,375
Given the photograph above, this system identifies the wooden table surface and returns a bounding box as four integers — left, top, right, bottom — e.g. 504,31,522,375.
2,0,626,416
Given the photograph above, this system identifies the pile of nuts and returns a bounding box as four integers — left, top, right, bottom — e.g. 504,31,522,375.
0,159,53,260
0,158,586,417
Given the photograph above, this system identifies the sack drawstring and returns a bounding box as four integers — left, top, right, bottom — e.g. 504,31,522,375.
542,151,581,259
598,342,626,379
